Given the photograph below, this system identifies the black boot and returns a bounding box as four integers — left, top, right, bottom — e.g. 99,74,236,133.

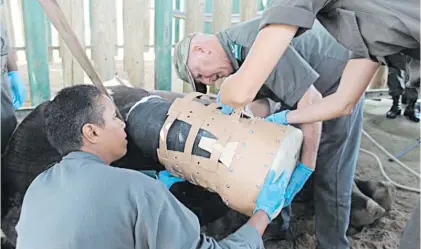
386,97,401,119
404,100,420,122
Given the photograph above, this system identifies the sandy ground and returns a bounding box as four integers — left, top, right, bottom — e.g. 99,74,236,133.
14,59,421,248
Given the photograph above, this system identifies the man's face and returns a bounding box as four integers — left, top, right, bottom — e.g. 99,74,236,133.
96,95,127,161
187,46,233,85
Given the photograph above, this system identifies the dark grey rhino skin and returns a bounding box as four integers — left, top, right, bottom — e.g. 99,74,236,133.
1,85,395,247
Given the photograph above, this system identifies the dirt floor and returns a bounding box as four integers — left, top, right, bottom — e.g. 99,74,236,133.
14,59,421,248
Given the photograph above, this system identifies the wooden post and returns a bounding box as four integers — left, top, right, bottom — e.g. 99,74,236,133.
2,0,16,47
143,0,150,50
123,0,146,88
208,0,232,94
212,0,232,32
154,0,172,90
58,0,85,87
91,0,116,81
22,0,51,106
240,0,258,22
183,0,205,92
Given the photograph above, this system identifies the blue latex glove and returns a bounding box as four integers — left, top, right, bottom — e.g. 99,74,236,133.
283,162,314,207
265,110,290,125
216,91,234,115
253,169,289,221
8,71,27,109
158,170,186,189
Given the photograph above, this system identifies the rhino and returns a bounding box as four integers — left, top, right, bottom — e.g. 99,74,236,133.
1,85,395,248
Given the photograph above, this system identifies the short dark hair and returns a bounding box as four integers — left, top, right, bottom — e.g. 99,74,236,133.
44,85,105,155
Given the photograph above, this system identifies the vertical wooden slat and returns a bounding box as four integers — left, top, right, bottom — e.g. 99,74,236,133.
208,0,232,94
186,0,205,33
91,0,116,81
58,0,85,87
2,0,15,47
142,0,150,49
21,0,50,105
240,0,258,22
212,0,232,32
154,0,173,90
123,0,146,88
183,0,205,92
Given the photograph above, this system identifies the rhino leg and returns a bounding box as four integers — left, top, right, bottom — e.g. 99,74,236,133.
354,178,396,211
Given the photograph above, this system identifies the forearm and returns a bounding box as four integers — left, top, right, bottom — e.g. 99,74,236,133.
220,24,298,108
286,58,380,124
299,122,321,170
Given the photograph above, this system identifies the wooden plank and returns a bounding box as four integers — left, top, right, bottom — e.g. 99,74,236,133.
183,0,205,92
2,0,16,47
212,0,232,32
91,0,116,81
22,0,51,106
154,0,173,90
143,0,150,48
186,0,205,33
240,0,258,22
58,0,85,87
123,0,146,88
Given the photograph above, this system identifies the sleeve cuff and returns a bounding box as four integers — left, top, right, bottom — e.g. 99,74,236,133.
234,223,264,248
284,69,319,108
259,5,316,31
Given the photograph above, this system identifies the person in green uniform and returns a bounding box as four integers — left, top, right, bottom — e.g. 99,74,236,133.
15,84,290,249
173,17,364,249
216,0,419,127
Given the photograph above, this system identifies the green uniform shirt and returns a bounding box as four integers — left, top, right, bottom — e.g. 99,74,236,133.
259,0,420,67
15,151,265,249
216,18,351,108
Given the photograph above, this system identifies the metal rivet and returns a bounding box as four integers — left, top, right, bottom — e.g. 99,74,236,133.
229,167,233,172
226,184,230,188
256,184,261,189
253,199,257,203
242,142,247,148
249,130,254,134
276,139,280,143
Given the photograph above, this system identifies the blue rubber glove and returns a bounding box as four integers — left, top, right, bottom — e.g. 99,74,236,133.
283,162,314,207
265,110,290,125
158,170,186,189
8,71,27,109
253,169,290,221
216,91,234,115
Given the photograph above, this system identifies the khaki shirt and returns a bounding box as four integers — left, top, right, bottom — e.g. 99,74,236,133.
259,0,420,67
216,18,351,108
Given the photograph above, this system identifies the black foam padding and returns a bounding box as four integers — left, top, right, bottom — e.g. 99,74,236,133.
126,97,217,162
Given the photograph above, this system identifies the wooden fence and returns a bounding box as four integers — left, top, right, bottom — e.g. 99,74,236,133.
1,0,271,108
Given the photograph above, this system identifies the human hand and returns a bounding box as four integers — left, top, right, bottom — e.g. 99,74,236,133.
254,169,289,221
283,162,314,207
158,170,186,189
265,110,290,125
8,71,27,109
216,90,234,115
